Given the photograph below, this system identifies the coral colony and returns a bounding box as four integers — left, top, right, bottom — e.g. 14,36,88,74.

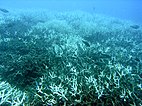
0,10,142,106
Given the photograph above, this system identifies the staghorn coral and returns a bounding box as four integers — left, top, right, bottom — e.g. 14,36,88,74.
0,10,142,105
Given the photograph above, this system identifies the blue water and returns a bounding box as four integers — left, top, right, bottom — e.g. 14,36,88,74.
0,0,142,24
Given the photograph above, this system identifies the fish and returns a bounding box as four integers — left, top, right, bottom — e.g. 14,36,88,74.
0,8,9,13
130,25,140,29
82,40,90,47
134,57,140,62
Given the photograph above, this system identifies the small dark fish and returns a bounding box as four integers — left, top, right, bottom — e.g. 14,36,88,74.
0,8,9,13
134,57,140,62
130,25,140,29
82,40,90,47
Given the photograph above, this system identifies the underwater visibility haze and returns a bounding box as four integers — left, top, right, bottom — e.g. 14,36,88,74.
0,0,142,106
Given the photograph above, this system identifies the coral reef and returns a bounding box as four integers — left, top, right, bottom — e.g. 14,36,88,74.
0,10,141,106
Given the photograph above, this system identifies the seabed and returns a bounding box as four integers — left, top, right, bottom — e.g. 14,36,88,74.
0,10,142,106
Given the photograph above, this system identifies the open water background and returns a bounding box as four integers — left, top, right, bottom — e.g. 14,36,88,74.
0,0,142,24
